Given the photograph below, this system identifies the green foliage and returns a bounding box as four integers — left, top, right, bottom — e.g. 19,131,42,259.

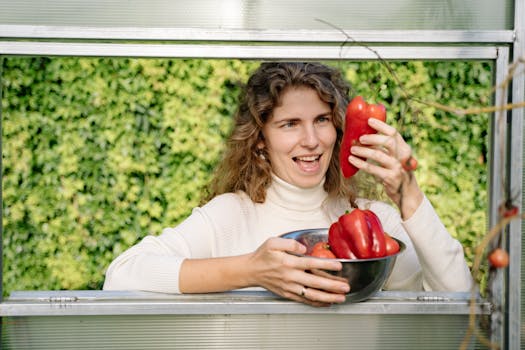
1,57,491,295
1,57,257,293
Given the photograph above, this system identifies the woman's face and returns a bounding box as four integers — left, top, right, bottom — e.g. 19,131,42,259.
260,86,337,188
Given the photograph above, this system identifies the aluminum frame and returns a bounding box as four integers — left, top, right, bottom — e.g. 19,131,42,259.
488,45,510,348
0,25,516,43
0,290,492,317
508,2,525,349
0,42,502,60
0,1,523,347
1,291,493,349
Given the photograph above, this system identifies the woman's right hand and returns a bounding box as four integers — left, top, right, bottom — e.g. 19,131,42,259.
246,237,350,307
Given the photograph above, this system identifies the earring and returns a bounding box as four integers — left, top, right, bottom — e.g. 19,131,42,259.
256,149,266,160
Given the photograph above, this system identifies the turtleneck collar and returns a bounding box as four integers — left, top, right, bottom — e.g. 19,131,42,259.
266,174,328,212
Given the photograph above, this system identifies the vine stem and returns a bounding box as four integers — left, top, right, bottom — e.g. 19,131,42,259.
459,212,524,350
412,100,525,115
315,17,525,117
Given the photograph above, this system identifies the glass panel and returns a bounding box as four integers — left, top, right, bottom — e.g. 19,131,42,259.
3,313,483,349
0,0,514,30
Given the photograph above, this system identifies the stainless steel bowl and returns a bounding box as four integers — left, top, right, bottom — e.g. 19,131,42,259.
280,228,405,303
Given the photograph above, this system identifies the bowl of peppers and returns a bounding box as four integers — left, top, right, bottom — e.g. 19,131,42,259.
280,208,405,303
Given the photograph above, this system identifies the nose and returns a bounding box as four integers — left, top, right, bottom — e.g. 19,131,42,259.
300,124,320,148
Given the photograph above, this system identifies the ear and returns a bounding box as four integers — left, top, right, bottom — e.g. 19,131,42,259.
257,140,265,150
257,133,265,150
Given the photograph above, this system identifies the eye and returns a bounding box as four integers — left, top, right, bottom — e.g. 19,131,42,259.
316,115,332,124
281,120,298,128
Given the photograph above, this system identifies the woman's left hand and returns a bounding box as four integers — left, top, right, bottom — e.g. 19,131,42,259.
347,118,424,219
247,237,349,307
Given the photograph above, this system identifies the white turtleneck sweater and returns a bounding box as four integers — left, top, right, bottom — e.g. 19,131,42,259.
103,175,473,293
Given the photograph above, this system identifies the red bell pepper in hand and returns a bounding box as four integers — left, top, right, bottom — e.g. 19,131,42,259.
339,96,387,178
328,221,356,259
363,210,387,258
338,209,373,259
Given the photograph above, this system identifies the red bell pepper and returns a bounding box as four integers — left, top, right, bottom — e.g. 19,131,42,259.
328,221,356,259
338,209,373,259
339,96,387,178
363,209,387,258
329,208,389,259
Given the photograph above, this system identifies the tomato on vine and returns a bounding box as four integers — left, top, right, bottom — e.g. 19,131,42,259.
498,198,520,218
488,248,509,268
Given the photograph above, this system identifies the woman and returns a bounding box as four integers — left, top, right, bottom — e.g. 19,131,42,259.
103,62,472,306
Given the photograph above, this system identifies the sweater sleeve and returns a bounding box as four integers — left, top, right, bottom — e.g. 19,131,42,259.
103,204,218,293
400,196,473,292
360,197,473,292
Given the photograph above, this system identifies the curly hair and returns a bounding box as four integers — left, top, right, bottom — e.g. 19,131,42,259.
206,61,359,205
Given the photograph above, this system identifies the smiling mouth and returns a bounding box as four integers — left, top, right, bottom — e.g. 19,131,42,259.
292,155,322,173
293,155,321,162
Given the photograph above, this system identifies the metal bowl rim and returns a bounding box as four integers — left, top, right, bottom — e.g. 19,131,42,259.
279,227,406,262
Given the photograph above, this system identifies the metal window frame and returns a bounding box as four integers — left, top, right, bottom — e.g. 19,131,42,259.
0,0,523,348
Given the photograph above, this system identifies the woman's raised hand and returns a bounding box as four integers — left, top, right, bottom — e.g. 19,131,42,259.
347,118,424,219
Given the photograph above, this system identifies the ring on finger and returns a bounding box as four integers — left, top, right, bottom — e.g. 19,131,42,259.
300,286,307,297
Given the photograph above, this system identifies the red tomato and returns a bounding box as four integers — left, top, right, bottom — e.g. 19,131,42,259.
488,248,509,268
402,156,418,171
498,200,519,218
384,233,400,255
310,241,336,259
503,205,519,218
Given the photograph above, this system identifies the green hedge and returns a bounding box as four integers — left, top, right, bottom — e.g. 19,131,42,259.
1,57,491,295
